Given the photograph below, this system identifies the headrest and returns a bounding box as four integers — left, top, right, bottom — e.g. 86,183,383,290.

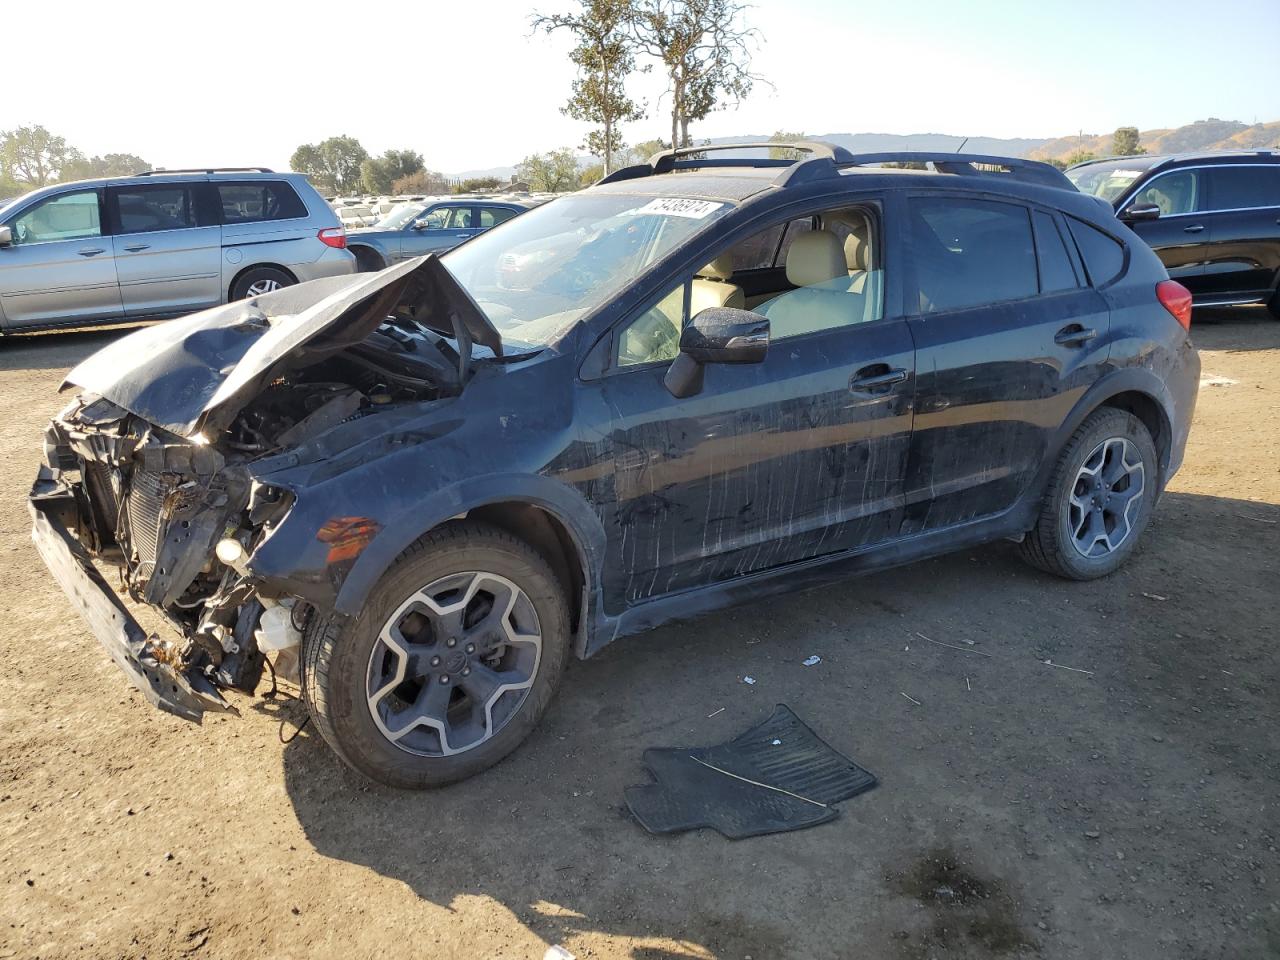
697,254,734,281
844,226,869,271
786,230,846,287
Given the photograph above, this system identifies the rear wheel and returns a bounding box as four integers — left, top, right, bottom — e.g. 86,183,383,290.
351,246,386,273
301,522,570,788
230,266,295,301
1019,407,1158,580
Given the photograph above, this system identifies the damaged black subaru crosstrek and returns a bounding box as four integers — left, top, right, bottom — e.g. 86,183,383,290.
31,143,1200,787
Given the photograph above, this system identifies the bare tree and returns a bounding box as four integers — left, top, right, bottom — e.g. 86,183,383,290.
534,0,645,175
630,0,763,149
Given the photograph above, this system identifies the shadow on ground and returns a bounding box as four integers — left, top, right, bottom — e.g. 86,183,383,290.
277,489,1279,958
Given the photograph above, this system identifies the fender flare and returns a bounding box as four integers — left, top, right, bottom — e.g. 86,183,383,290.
1027,367,1176,509
333,472,608,625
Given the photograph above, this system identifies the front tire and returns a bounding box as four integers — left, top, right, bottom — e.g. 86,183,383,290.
1019,407,1158,580
301,522,570,788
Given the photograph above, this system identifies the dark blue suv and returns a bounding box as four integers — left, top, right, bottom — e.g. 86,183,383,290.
31,143,1200,787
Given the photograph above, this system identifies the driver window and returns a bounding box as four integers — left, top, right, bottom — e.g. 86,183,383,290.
11,191,102,245
617,283,686,367
1130,171,1198,216
421,208,452,229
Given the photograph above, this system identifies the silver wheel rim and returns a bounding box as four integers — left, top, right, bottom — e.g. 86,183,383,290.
245,278,281,296
365,571,542,757
1067,436,1145,559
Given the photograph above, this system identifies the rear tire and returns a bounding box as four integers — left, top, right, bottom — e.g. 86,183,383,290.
230,266,295,301
1019,407,1158,581
301,522,570,788
351,246,386,273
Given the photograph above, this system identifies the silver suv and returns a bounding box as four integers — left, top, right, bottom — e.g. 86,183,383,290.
0,168,355,333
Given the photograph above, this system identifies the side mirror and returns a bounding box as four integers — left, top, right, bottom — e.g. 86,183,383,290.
0,225,11,247
664,307,769,399
1120,202,1161,223
410,218,432,231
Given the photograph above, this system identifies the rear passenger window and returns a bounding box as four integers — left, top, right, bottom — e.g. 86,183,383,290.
1032,210,1080,292
113,186,196,234
725,223,785,271
217,181,308,223
1066,218,1125,286
1202,166,1280,211
908,198,1038,312
478,207,517,228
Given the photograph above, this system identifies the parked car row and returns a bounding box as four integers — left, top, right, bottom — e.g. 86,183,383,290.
0,169,353,333
1068,150,1280,317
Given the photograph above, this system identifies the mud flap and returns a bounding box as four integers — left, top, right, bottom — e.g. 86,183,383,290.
29,500,234,723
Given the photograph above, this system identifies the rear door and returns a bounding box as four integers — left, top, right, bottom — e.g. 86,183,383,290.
1121,169,1210,294
0,188,123,330
901,194,1110,534
108,182,222,316
1196,164,1280,302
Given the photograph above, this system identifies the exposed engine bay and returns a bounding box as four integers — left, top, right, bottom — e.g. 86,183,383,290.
33,306,469,716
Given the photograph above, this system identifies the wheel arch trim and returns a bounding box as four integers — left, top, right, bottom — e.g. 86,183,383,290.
332,474,608,658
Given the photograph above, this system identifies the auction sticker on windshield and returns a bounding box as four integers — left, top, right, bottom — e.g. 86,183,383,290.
631,197,725,219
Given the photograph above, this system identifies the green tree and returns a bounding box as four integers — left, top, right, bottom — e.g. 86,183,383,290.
768,130,806,160
578,161,605,186
0,125,80,187
60,152,149,181
390,169,453,195
516,148,580,192
360,149,425,194
1062,149,1097,167
289,135,370,194
1111,126,1145,156
456,176,505,193
534,0,645,174
631,0,763,148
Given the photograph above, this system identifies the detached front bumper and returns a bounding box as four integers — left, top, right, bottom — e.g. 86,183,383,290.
29,492,234,723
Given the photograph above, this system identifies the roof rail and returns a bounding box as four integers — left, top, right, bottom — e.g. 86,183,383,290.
595,140,854,185
136,167,275,176
838,153,1073,189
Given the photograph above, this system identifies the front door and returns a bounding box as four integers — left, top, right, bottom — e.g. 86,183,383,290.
108,183,222,316
588,206,914,612
902,195,1111,534
403,205,479,258
1122,169,1210,295
0,188,123,330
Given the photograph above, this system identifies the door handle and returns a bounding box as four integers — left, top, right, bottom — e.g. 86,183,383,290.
77,247,105,257
849,364,908,393
1183,224,1205,234
454,233,471,238
122,243,150,252
1054,325,1097,347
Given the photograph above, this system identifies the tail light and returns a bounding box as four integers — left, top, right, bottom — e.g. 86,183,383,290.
317,226,347,249
1156,280,1192,330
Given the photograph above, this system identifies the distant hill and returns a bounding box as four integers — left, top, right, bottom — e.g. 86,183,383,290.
449,117,1279,179
1026,118,1280,162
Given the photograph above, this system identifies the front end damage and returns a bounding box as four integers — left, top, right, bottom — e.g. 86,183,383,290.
31,255,502,722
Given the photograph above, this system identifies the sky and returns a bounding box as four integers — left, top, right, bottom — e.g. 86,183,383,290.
4,0,1278,175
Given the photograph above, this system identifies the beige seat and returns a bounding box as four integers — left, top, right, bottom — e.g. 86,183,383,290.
758,230,858,338
843,221,870,294
689,254,745,315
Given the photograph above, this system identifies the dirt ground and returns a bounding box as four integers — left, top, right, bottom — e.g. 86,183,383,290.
1,311,1277,960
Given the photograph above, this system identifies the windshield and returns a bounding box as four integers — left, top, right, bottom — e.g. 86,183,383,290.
375,201,427,230
1066,159,1158,203
441,193,733,350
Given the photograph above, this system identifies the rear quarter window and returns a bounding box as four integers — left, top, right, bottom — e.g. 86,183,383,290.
1065,217,1125,287
217,181,308,223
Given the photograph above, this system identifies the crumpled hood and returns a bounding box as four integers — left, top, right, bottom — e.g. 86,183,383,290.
63,255,501,438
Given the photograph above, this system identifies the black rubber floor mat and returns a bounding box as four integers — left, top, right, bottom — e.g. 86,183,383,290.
625,704,877,839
